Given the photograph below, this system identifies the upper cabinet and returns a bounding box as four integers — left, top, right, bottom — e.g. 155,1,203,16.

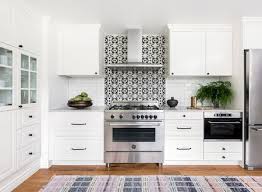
242,17,262,49
57,24,101,77
168,24,232,77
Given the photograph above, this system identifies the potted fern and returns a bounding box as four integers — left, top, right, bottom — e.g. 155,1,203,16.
196,81,233,108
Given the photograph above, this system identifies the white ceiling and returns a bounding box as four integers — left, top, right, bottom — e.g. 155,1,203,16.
24,0,262,33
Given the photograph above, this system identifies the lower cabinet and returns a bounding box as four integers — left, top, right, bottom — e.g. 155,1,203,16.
0,111,16,181
49,111,104,164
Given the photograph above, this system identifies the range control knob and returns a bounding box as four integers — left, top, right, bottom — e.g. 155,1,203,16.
111,115,115,119
132,115,136,119
149,115,153,119
137,115,140,119
145,115,149,119
154,115,157,119
119,114,123,119
131,144,136,149
141,115,144,119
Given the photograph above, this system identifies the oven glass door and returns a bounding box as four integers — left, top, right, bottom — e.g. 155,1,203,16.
105,121,163,152
204,118,242,140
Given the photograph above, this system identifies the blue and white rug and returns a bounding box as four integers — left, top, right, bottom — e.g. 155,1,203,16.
41,175,262,192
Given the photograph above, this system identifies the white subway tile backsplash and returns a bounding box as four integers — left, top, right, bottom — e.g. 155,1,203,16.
68,78,105,106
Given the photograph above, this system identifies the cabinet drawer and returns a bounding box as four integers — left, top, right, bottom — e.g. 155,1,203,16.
18,142,40,167
54,138,103,161
18,109,40,128
51,112,103,137
204,153,241,161
204,142,242,153
165,112,203,120
165,140,203,160
17,124,40,149
166,120,203,138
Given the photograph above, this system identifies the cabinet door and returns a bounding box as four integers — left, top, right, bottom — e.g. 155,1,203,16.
0,1,15,46
19,51,38,107
243,20,262,49
58,24,100,76
206,32,232,76
14,6,41,54
0,111,16,180
0,43,16,110
169,31,205,76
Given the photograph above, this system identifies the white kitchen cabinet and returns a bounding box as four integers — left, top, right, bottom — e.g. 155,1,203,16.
0,1,15,46
0,111,16,181
168,24,232,76
169,31,205,76
242,17,262,49
58,24,101,77
14,6,41,54
49,111,104,164
206,32,232,76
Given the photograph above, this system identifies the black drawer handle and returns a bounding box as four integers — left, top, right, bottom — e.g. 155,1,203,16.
222,147,226,151
177,127,192,130
222,156,226,159
19,105,23,108
71,123,87,126
19,45,23,48
29,152,33,155
182,115,186,117
177,147,192,151
29,115,33,118
71,148,87,151
28,133,33,137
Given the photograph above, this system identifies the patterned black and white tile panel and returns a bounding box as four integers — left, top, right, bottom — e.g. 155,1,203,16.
104,35,166,106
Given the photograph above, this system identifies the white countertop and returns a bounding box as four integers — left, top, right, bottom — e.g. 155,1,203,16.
49,106,106,112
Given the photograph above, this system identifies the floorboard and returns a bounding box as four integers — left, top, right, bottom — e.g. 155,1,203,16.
14,164,262,192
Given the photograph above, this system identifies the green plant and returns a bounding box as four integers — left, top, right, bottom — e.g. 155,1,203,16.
196,81,233,108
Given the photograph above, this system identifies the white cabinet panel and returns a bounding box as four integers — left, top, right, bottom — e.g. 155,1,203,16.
165,140,203,160
166,120,203,138
0,111,16,180
204,141,242,153
206,32,232,76
170,31,205,76
204,153,241,161
54,138,103,161
17,141,40,168
165,111,203,120
243,18,262,49
58,24,101,76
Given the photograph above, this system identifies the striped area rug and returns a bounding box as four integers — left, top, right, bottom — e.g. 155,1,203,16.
41,175,262,192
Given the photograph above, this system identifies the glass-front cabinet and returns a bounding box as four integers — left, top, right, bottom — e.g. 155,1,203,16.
19,52,37,107
0,43,15,109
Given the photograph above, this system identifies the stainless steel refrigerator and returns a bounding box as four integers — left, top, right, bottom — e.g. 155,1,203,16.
244,49,262,169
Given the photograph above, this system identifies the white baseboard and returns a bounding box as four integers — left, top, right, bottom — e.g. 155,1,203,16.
0,160,40,192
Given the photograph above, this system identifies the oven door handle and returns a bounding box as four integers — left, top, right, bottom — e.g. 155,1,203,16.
109,122,161,126
208,121,241,124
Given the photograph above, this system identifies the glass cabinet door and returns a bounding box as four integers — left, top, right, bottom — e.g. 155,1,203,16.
20,53,37,106
0,44,14,108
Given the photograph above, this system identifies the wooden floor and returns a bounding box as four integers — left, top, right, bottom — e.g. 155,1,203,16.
14,164,262,192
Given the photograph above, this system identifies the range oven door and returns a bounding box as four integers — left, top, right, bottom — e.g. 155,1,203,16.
204,118,242,140
105,121,164,152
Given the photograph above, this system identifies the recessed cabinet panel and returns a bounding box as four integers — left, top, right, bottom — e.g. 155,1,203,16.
206,32,232,76
170,32,205,76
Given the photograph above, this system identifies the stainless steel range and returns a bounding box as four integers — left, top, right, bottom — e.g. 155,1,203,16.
104,101,164,167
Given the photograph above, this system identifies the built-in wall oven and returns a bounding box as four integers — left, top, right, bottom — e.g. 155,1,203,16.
204,112,242,140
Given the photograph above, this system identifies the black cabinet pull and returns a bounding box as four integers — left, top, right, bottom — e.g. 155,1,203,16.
29,152,33,155
19,105,23,108
94,72,98,75
207,72,210,75
71,148,86,151
222,156,226,159
177,147,191,151
171,73,174,75
18,45,23,48
28,134,33,137
71,123,86,126
29,115,33,118
222,147,226,151
182,115,186,117
177,127,192,130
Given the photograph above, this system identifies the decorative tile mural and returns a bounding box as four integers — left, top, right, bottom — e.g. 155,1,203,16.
104,35,166,106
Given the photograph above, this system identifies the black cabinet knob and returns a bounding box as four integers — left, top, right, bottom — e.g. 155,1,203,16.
28,134,33,137
222,156,226,159
94,72,98,75
183,115,186,117
29,115,33,118
207,72,210,75
18,45,23,48
19,105,23,108
222,147,226,151
171,73,174,75
29,152,33,155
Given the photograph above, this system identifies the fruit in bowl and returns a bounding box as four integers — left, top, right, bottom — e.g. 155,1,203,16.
67,92,92,109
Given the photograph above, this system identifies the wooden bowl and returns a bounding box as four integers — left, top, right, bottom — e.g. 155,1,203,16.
67,100,93,109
